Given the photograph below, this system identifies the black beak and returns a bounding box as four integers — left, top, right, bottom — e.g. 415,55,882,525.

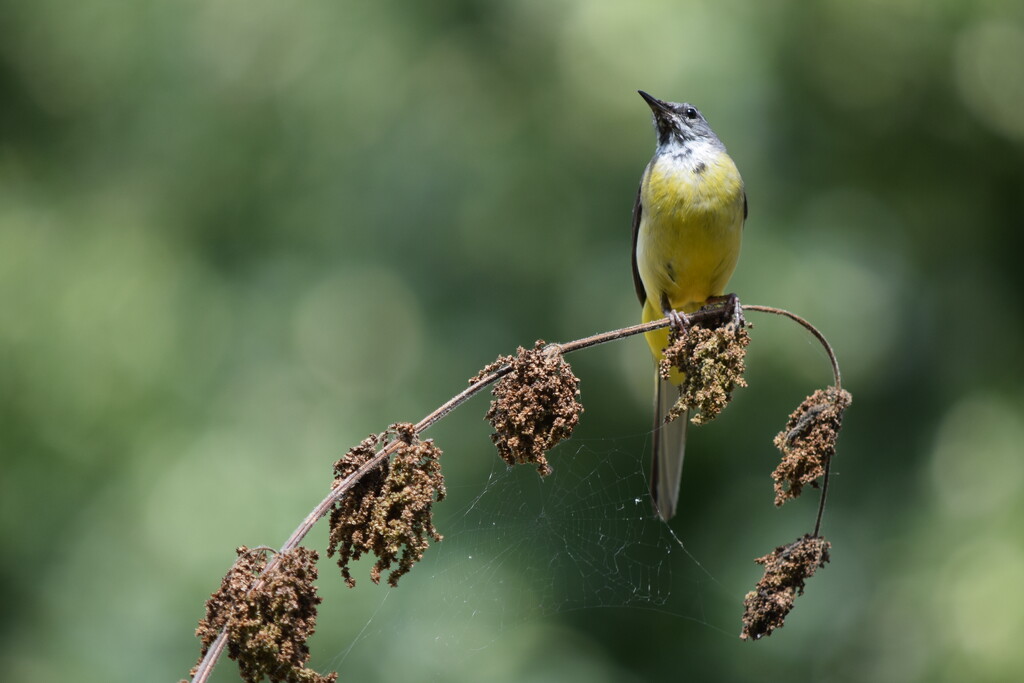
638,90,672,116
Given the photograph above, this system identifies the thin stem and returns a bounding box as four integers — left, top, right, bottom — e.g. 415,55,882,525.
813,459,831,538
190,632,226,683
743,305,841,391
743,304,841,539
189,300,834,681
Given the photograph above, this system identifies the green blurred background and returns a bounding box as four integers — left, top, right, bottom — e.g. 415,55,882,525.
2,1,1023,681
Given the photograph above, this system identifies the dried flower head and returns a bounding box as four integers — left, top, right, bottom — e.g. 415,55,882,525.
193,546,336,683
327,424,446,587
195,546,267,660
772,386,852,506
740,534,831,641
484,341,583,476
326,434,389,588
659,322,750,424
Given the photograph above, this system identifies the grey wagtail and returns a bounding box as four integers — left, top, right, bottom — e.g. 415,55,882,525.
631,90,747,521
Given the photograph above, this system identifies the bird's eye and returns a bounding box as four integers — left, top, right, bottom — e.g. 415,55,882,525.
685,107,698,120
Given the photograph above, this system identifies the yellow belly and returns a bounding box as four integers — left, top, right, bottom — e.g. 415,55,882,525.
637,153,745,376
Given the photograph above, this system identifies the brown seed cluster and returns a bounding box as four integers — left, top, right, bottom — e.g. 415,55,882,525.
741,534,831,641
659,323,750,424
193,546,335,683
327,424,446,588
772,386,852,506
484,341,582,476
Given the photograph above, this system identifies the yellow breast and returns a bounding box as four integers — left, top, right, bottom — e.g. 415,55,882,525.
636,147,745,366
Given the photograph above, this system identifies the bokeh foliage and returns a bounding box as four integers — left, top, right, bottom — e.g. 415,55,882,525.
2,1,1023,681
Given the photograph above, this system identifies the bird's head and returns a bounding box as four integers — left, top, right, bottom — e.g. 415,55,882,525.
639,90,720,149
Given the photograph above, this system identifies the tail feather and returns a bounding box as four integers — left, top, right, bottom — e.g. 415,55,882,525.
651,376,687,521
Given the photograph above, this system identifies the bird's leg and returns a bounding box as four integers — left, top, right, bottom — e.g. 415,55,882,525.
705,293,745,329
660,292,690,337
721,292,744,329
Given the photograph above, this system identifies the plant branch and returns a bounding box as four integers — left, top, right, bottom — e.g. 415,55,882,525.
189,300,834,681
742,304,842,538
743,305,841,391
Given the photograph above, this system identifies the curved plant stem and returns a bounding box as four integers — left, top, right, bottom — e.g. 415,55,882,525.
743,304,842,538
743,305,841,391
189,301,837,682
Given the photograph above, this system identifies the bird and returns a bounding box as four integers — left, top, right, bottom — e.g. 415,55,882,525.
631,90,747,521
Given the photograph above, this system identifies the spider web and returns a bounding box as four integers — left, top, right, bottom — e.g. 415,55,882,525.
320,435,739,676
434,440,689,615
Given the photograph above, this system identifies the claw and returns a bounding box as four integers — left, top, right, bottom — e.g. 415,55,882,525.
541,342,564,359
660,292,690,336
725,293,744,329
706,293,745,329
665,308,691,336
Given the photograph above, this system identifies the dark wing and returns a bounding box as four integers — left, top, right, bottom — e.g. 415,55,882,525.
630,183,646,305
743,191,748,221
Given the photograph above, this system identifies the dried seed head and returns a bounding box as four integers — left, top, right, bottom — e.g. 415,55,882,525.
193,546,336,683
659,323,750,424
740,534,831,641
772,386,852,506
367,432,445,586
327,433,388,588
194,546,267,660
484,341,583,476
327,425,446,588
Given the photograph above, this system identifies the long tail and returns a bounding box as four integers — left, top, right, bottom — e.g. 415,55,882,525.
650,375,687,521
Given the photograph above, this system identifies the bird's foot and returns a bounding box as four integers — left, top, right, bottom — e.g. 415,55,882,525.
706,293,745,329
665,308,691,337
